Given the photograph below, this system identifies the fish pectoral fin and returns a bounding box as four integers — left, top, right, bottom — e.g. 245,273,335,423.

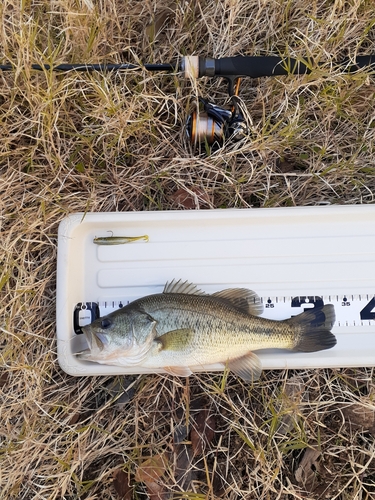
163,366,193,377
157,328,195,351
227,352,263,382
212,289,264,316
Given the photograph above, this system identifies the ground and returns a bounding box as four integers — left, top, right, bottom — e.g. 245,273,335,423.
1,1,375,499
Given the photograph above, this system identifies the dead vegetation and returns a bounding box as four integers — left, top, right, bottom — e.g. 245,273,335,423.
1,0,375,498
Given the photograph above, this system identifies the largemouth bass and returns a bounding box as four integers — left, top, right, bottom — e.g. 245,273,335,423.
78,280,336,381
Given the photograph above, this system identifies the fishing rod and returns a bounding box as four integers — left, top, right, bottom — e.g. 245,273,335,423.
2,55,375,147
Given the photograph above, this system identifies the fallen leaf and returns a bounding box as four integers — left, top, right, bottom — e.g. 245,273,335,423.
106,376,137,408
170,187,211,209
0,371,10,387
113,469,133,500
68,413,80,425
135,454,167,483
146,10,171,43
191,408,216,456
173,422,190,444
295,447,321,489
277,158,297,173
277,375,306,435
174,444,196,489
135,453,169,499
212,460,228,497
342,403,375,434
144,481,167,500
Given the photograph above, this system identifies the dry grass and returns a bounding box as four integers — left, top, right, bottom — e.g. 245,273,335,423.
1,0,375,498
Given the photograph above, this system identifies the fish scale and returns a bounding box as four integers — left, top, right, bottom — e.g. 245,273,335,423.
141,293,290,349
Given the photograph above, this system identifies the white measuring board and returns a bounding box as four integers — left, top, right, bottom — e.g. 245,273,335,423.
56,206,375,376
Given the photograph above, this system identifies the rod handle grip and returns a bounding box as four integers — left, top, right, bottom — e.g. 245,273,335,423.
182,55,375,79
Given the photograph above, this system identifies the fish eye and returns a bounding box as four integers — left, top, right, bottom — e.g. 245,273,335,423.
101,318,112,329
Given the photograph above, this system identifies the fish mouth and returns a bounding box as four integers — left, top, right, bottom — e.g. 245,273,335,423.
75,327,93,360
76,328,105,361
80,326,106,353
81,326,93,350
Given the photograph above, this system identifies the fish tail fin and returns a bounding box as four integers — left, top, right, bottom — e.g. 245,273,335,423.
287,304,337,352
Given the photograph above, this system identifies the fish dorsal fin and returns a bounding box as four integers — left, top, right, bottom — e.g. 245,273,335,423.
163,279,206,295
227,352,263,382
212,289,264,316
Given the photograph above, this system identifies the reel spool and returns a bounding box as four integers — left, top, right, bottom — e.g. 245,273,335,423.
185,79,249,149
186,99,228,146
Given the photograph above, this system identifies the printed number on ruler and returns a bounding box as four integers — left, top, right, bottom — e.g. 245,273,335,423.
73,294,375,334
261,295,375,326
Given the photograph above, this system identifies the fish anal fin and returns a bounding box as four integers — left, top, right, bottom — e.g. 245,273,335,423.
163,366,193,377
227,352,263,382
212,289,264,316
157,328,195,351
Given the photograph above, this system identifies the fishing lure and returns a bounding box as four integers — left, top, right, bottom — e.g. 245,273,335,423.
93,233,149,245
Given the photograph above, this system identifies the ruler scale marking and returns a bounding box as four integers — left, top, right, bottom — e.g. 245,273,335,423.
73,292,375,334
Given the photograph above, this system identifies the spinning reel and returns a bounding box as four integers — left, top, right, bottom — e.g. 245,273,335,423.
182,58,250,148
186,82,249,149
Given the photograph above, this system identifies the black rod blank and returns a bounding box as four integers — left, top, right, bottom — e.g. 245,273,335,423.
0,62,175,72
